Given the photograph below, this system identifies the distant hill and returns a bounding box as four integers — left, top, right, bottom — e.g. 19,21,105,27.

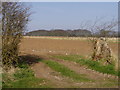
25,29,92,37
25,29,118,37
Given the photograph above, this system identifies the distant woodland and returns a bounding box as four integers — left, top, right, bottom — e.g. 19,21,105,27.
25,29,118,37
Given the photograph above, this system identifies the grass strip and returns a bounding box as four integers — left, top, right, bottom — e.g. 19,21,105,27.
42,60,92,82
53,55,119,76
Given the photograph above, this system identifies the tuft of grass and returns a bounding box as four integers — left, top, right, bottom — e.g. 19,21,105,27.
14,68,34,79
42,60,92,82
3,60,53,88
53,55,119,76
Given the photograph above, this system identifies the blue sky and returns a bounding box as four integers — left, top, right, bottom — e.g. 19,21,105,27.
26,2,118,32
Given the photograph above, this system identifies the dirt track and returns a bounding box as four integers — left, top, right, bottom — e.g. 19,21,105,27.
19,37,118,88
30,55,118,88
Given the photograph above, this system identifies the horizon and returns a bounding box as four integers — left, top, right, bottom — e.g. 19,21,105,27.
26,28,118,33
26,2,118,32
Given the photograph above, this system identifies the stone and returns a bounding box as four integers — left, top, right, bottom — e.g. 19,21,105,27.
92,37,112,64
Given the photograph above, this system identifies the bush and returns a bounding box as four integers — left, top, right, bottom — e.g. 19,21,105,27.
2,2,30,69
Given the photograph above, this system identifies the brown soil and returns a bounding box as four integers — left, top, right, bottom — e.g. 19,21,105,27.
19,37,118,88
19,38,92,56
20,38,118,57
49,56,118,80
31,62,74,88
31,61,100,88
30,55,118,88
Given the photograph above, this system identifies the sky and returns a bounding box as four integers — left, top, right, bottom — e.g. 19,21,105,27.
25,2,118,32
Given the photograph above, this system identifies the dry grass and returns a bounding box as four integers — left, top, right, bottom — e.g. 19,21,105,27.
23,36,119,42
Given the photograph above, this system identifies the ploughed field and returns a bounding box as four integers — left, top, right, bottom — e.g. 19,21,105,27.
20,36,118,58
11,36,119,88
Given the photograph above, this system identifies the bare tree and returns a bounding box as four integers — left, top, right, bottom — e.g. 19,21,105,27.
81,17,118,69
2,2,30,70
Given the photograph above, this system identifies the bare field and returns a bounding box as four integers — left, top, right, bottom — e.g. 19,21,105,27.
17,36,119,88
20,36,118,58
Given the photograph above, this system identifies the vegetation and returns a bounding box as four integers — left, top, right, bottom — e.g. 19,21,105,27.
2,2,30,69
1,2,118,88
53,55,119,76
25,29,118,37
2,59,52,88
42,60,92,82
3,55,118,88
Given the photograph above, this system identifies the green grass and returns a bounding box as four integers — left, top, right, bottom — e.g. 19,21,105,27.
42,60,92,82
53,55,119,76
3,60,53,88
3,77,51,88
14,68,34,79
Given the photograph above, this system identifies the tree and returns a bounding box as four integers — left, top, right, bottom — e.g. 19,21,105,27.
72,29,91,37
81,18,118,69
2,2,30,69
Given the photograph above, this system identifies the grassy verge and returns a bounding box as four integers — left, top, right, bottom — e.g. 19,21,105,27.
42,60,92,82
3,71,51,88
2,61,52,88
53,55,119,76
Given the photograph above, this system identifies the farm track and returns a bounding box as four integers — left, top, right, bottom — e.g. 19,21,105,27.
31,62,75,88
30,55,118,88
31,60,95,88
20,37,119,88
48,56,118,80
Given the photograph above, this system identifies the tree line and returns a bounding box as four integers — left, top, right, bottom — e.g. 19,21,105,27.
25,29,118,37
